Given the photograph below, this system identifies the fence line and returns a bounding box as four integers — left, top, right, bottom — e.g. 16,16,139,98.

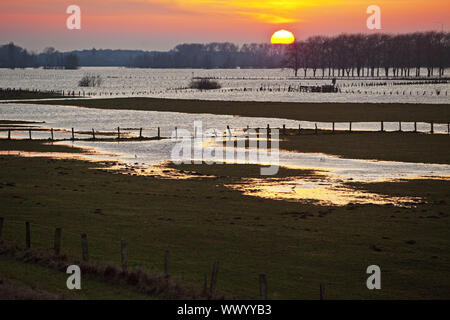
0,216,325,300
3,83,449,98
2,121,449,142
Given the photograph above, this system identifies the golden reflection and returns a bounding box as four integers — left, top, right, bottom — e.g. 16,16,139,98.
386,176,450,182
226,177,422,207
3,143,445,207
0,150,98,160
105,161,216,180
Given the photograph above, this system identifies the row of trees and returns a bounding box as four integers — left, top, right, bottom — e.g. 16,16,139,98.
0,43,79,69
1,31,449,78
131,42,284,69
285,32,450,77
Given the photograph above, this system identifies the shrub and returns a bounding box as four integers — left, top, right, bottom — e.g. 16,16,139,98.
189,78,221,90
78,74,102,87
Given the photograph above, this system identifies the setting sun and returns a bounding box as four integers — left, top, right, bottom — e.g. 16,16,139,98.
271,30,295,44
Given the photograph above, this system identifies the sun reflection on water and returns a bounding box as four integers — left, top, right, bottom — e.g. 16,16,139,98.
226,176,423,207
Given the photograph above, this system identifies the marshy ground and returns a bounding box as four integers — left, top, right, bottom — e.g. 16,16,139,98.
0,98,449,299
0,134,448,299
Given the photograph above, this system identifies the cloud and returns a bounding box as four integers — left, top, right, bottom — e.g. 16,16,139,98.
170,0,326,24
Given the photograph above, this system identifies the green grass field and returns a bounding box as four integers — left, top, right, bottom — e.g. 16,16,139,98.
0,139,449,299
0,255,151,299
280,129,450,164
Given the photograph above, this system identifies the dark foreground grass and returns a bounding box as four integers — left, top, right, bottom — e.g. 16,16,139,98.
0,268,61,300
0,141,449,299
0,255,152,300
18,97,450,122
0,242,212,300
279,130,450,164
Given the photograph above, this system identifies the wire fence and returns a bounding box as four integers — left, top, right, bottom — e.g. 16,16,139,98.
1,121,449,142
0,217,276,300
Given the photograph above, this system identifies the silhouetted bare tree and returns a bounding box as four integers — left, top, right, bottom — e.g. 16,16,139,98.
283,31,449,78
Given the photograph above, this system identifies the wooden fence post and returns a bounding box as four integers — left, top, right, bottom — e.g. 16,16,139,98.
121,240,127,271
315,123,318,134
430,122,434,134
25,222,31,249
320,284,325,300
282,124,286,135
381,121,384,132
349,122,352,132
210,261,219,296
246,132,250,149
92,129,95,140
7,130,11,140
399,121,402,132
117,127,121,139
0,217,3,239
164,250,170,278
298,124,301,135
175,127,178,139
28,129,32,140
414,122,417,133
53,228,62,255
71,128,74,140
158,127,161,139
139,128,143,138
332,122,335,133
259,274,268,300
226,125,232,137
81,233,89,262
50,128,54,140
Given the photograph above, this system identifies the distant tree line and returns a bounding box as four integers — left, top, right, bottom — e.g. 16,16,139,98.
131,43,284,68
1,31,449,78
0,43,79,69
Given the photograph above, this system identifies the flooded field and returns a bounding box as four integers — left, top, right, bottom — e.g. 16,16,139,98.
1,103,449,141
1,103,449,207
1,67,450,104
1,76,449,301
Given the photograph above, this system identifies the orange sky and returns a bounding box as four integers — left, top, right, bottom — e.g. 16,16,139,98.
0,0,449,51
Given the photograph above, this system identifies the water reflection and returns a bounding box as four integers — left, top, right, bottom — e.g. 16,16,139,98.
226,177,422,207
1,103,449,207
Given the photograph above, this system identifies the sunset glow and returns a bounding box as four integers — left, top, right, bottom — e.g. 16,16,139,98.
271,30,295,44
0,0,449,50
